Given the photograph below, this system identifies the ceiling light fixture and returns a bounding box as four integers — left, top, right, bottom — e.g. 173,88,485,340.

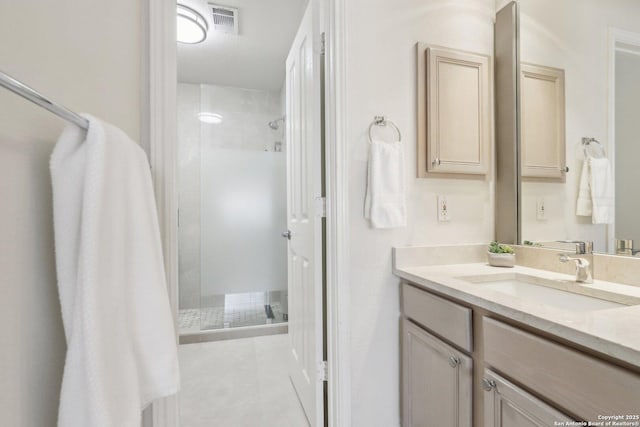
198,112,223,124
177,4,208,44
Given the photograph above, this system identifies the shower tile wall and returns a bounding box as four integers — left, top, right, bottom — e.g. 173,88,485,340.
200,84,283,152
177,82,285,311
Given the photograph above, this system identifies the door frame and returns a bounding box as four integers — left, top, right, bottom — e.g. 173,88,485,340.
142,1,350,426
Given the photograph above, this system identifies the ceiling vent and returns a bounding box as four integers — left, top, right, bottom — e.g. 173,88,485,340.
209,4,238,34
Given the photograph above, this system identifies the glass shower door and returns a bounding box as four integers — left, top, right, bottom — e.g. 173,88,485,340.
198,147,288,330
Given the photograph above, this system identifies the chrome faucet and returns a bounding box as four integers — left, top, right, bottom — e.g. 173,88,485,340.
558,254,593,283
557,240,593,255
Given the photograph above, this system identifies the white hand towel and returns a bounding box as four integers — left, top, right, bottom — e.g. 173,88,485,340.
575,157,614,224
589,157,614,224
364,139,406,228
576,159,592,216
51,115,179,427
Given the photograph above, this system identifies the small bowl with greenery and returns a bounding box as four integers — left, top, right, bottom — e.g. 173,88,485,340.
487,241,515,268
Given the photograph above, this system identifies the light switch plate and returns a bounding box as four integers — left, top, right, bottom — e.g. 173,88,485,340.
438,195,451,222
536,198,547,221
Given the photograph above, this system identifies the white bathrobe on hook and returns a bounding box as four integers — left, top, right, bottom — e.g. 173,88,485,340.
51,115,179,427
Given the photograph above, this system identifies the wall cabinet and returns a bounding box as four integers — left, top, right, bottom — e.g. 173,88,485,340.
520,63,567,180
402,319,472,427
483,370,572,427
416,44,491,177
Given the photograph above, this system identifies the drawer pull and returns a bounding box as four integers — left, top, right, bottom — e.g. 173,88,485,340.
448,356,460,368
482,378,496,391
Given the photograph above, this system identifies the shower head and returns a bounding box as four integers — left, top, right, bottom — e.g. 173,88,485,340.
268,116,285,130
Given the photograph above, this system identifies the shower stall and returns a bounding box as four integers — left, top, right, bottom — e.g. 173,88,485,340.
177,82,288,339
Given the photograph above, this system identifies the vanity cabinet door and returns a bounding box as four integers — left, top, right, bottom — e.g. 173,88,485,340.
402,318,472,427
483,370,572,427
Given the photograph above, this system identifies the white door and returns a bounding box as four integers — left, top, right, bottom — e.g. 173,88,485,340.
284,3,324,427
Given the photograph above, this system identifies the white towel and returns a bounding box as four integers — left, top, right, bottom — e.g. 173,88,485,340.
589,158,614,224
576,157,614,224
51,115,179,427
576,159,592,216
364,139,406,228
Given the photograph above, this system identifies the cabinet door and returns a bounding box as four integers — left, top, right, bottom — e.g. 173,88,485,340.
521,63,567,180
416,44,491,177
402,318,472,427
483,370,573,427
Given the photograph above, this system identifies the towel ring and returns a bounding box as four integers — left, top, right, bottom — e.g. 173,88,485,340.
368,116,402,143
582,137,606,159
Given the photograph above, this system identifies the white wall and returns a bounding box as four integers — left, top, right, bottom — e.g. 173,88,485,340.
514,0,640,251
199,84,283,152
615,50,640,243
0,1,141,425
344,1,496,425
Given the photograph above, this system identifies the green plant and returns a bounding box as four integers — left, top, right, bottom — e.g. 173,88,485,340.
488,241,515,254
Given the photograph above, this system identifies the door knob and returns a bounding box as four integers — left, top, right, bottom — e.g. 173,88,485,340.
281,230,292,240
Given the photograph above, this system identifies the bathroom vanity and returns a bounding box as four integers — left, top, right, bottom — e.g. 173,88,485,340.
394,245,640,427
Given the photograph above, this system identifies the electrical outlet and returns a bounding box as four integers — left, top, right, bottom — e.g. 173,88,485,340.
536,198,547,221
438,195,451,222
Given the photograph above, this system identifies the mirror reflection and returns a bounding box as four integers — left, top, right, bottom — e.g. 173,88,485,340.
512,0,640,255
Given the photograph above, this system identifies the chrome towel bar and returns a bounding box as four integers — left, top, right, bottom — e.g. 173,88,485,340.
0,69,89,130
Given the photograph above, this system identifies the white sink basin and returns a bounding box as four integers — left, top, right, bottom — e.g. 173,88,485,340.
458,273,640,312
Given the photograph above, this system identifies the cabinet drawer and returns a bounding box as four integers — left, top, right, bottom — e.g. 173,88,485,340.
402,283,472,352
484,317,640,420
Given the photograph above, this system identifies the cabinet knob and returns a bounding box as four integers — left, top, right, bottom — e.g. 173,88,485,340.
448,356,460,368
561,166,569,173
482,378,497,391
432,158,441,166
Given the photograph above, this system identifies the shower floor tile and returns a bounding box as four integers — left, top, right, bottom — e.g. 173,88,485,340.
178,290,287,334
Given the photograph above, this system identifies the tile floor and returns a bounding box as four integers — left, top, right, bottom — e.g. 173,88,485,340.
178,334,309,427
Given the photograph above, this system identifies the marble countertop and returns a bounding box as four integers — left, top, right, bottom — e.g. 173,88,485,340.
394,261,640,368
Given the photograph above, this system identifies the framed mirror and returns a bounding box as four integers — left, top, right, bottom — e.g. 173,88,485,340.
495,0,640,256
